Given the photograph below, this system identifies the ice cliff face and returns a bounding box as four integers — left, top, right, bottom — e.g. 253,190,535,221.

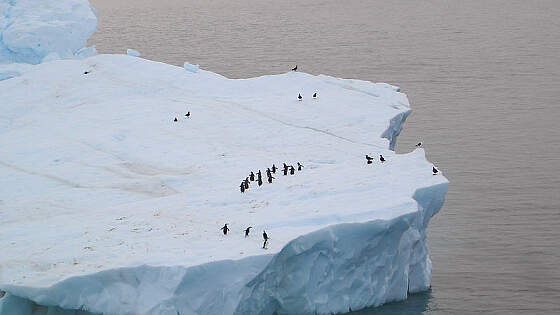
0,0,97,64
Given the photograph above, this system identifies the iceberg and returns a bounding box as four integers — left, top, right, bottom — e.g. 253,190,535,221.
127,49,141,57
184,62,199,73
0,1,448,315
0,0,98,64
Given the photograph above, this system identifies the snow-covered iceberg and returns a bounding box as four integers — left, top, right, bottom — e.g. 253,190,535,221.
0,0,97,64
0,1,448,315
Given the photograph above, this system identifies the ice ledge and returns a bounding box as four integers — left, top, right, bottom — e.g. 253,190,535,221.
0,182,447,315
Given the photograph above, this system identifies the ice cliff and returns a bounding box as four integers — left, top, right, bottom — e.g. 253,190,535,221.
0,1,448,315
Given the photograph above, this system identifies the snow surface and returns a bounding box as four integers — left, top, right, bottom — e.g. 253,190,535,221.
0,54,448,315
0,0,97,64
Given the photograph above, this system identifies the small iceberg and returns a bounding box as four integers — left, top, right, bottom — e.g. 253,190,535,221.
184,62,200,73
127,49,141,57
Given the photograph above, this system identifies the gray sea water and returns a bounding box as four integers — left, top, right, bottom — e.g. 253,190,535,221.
88,0,560,313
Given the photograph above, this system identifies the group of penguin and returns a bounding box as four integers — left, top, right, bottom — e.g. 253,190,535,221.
173,111,191,122
292,65,318,101
240,162,304,193
365,142,440,175
221,224,270,249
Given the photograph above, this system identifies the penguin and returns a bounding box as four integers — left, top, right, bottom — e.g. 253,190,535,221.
267,174,274,183
240,182,245,193
83,71,91,75
415,142,422,147
174,117,178,122
263,230,269,241
313,92,317,99
221,224,230,235
292,65,297,71
298,93,302,101
244,226,252,237
433,166,439,175
244,178,249,189
257,176,263,186
257,170,262,181
379,155,386,163
271,164,277,173
297,162,304,171
367,160,373,164
283,166,288,176
185,111,191,118
266,168,272,178
290,166,295,175
250,172,255,181
366,154,374,161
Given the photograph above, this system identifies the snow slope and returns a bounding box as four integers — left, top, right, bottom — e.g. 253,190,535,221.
0,54,448,314
0,0,97,65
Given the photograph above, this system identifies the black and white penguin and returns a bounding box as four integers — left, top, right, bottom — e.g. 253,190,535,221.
297,162,304,171
266,168,272,177
83,71,91,75
267,174,274,183
240,182,245,193
244,178,250,189
366,154,374,161
290,166,295,175
298,94,302,101
292,65,297,71
263,230,269,241
221,224,230,235
271,164,277,173
379,155,386,163
283,164,289,175
244,226,252,237
174,117,178,122
250,172,255,181
415,142,422,147
257,176,263,186
185,111,191,118
312,92,317,99
433,166,439,175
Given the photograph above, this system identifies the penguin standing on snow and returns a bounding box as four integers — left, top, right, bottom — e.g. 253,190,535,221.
240,182,245,193
283,164,289,176
366,155,374,164
257,171,263,186
313,92,317,99
244,178,250,189
433,166,439,175
272,164,277,173
379,155,386,163
415,142,422,147
174,117,178,122
262,230,269,249
250,171,255,181
292,65,297,71
298,94,303,101
244,227,252,237
221,224,230,235
267,174,274,183
290,166,295,175
297,162,304,171
185,111,191,118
